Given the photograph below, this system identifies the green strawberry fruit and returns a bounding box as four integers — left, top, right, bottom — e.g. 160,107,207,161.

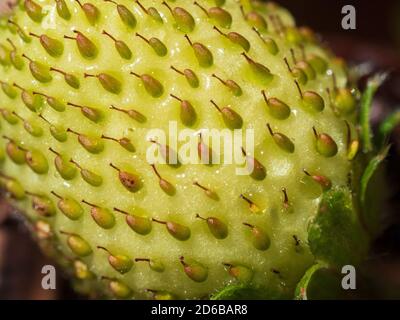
0,0,392,299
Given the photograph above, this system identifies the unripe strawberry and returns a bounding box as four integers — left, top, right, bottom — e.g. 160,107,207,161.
0,0,388,300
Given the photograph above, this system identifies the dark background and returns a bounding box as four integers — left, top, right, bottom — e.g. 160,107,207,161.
281,0,400,105
0,0,399,299
281,0,400,50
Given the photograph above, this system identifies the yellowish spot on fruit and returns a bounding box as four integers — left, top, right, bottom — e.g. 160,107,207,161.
55,0,71,20
24,0,44,23
170,65,199,88
153,218,191,241
60,231,92,257
240,194,260,213
109,163,142,193
51,191,83,220
261,90,291,120
196,214,228,239
213,26,250,52
185,35,213,68
210,100,243,130
97,246,133,274
266,123,295,153
113,207,152,235
150,164,176,196
135,258,165,272
82,199,115,229
180,256,208,282
64,30,98,59
312,127,338,158
243,222,270,251
70,158,103,186
102,30,132,60
84,73,122,94
75,0,99,26
29,33,64,57
49,148,77,180
170,94,197,127
130,72,164,98
162,2,195,33
22,54,52,83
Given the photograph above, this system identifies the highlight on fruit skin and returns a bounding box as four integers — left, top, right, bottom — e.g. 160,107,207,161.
0,0,398,300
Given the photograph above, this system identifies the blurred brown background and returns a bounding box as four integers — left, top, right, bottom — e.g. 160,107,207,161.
0,0,400,299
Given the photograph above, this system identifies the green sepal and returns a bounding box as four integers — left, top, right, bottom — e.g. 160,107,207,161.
377,110,400,149
295,264,345,300
360,73,387,153
359,145,390,234
307,187,369,267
